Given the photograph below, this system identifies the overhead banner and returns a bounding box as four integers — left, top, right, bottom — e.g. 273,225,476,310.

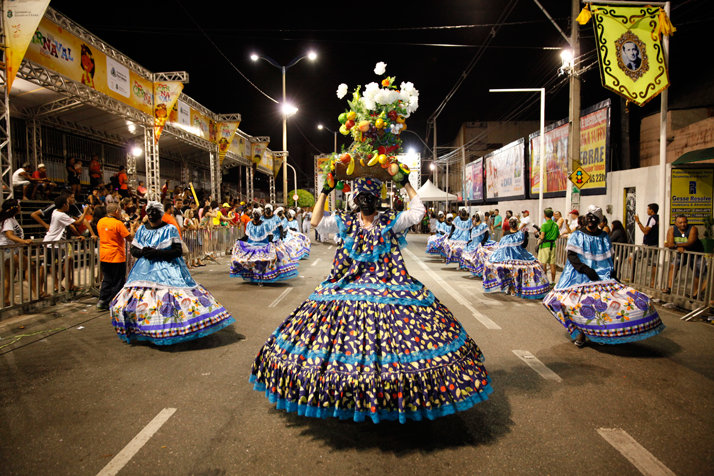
217,122,240,165
587,5,673,107
529,119,569,196
485,139,525,201
670,168,713,225
529,100,610,196
273,154,284,178
153,81,184,142
4,0,52,92
464,159,483,202
25,17,154,115
251,142,267,169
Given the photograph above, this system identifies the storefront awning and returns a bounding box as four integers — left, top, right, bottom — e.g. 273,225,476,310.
673,147,714,165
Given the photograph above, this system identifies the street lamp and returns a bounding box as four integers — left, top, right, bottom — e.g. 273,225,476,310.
317,124,337,154
285,162,298,208
490,88,545,221
251,51,317,205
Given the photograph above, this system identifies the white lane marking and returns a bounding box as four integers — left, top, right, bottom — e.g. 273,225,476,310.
96,408,176,476
328,245,333,250
597,428,676,476
268,287,293,308
404,249,501,330
456,284,492,306
311,258,321,267
512,350,562,382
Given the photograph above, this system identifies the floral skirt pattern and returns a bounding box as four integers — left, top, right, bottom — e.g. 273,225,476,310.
110,284,235,345
284,230,311,261
249,288,493,424
230,240,298,283
483,259,550,299
542,279,665,344
426,234,446,255
460,244,497,278
443,239,468,264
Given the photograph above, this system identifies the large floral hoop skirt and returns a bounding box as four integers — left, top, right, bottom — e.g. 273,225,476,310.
426,234,446,255
111,285,235,345
284,229,311,260
460,243,497,278
249,281,493,423
542,279,665,344
443,239,469,265
483,259,550,299
230,240,297,283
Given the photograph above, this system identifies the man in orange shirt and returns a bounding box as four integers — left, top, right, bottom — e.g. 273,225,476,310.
162,200,182,237
97,203,139,310
117,165,129,198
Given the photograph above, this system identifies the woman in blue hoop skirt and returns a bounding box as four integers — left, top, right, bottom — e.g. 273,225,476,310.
426,211,448,255
543,205,664,347
438,213,455,259
483,217,550,299
460,213,498,277
283,209,311,260
230,207,297,284
442,208,473,265
249,176,493,423
110,201,235,345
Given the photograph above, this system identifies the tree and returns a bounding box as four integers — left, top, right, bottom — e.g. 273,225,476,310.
288,189,315,208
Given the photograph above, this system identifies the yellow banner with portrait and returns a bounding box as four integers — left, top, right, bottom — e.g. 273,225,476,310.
217,122,240,165
585,5,674,107
153,82,184,142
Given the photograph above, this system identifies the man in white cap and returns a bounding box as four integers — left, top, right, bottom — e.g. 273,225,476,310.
31,163,56,199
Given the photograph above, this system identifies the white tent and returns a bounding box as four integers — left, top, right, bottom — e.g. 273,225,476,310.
416,179,459,201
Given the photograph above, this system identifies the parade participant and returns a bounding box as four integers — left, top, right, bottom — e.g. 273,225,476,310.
109,201,235,345
249,175,492,423
439,213,455,260
425,211,448,255
483,217,550,299
230,207,297,284
460,213,497,278
443,207,473,265
282,209,311,260
543,205,664,347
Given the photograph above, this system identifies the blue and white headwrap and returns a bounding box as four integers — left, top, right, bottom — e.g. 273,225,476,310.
354,177,382,198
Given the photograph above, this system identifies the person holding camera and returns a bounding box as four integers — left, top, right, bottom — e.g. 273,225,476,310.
96,203,139,311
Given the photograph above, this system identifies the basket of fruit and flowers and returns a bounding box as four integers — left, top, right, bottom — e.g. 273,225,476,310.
321,62,419,195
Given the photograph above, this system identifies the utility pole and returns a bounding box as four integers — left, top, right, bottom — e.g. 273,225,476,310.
433,121,439,209
565,0,581,214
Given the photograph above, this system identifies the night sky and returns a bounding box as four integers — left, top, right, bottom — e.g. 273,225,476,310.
51,0,711,192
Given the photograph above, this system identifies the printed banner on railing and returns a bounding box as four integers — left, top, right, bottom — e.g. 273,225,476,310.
486,139,525,200
4,0,51,92
153,81,184,142
590,5,671,107
217,122,240,165
670,168,713,225
464,159,483,202
25,17,154,114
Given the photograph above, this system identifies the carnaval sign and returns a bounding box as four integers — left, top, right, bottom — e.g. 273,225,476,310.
464,159,483,202
24,16,154,115
585,5,673,107
485,139,525,201
670,168,713,225
153,82,184,142
4,0,51,92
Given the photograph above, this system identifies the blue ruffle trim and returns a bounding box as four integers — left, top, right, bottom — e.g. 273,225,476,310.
231,269,298,283
308,290,436,306
118,317,235,345
271,327,468,366
570,322,665,344
248,375,493,424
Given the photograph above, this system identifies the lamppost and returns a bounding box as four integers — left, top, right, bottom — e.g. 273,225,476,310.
285,162,298,208
317,124,337,153
251,51,317,205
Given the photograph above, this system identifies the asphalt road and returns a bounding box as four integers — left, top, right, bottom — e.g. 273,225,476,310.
1,234,713,476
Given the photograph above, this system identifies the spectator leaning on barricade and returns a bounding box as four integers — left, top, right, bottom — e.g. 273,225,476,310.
42,196,91,293
12,163,43,200
632,203,659,287
31,189,84,233
31,163,57,199
96,203,139,311
162,200,182,237
662,214,706,298
537,207,560,283
0,199,44,305
492,209,503,241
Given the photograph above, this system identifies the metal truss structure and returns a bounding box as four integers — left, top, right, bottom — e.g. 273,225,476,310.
26,120,42,168
268,175,276,204
0,11,11,202
210,149,218,201
144,127,160,200
217,113,242,123
152,72,189,83
246,167,254,203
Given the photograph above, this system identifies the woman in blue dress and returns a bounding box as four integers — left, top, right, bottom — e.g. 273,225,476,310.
438,213,455,259
110,201,235,345
483,217,550,299
283,209,311,260
426,211,448,255
460,213,498,277
249,176,492,423
230,207,297,284
443,208,473,265
543,205,664,346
